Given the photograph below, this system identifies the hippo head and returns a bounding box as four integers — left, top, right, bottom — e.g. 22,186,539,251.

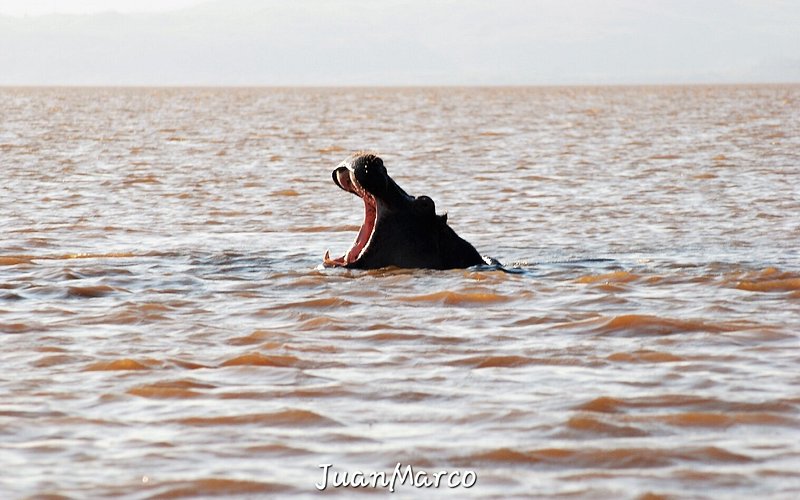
323,152,484,270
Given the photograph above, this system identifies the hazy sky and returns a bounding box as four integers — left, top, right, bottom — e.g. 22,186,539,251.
0,0,798,85
0,0,204,16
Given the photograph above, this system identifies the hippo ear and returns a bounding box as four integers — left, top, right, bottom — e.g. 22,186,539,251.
439,213,448,223
413,195,435,215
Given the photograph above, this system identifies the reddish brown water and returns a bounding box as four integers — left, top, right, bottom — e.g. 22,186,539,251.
2,86,799,498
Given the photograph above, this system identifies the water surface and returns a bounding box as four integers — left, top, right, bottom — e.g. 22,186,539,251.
2,86,799,498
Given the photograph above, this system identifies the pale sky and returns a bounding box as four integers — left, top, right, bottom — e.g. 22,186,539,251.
0,0,798,85
0,0,205,16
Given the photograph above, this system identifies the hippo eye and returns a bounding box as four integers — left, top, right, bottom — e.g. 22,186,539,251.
414,196,435,215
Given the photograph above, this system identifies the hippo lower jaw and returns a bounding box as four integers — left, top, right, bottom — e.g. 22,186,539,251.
323,167,379,267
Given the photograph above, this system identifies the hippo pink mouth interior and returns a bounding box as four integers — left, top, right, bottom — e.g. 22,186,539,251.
323,169,378,267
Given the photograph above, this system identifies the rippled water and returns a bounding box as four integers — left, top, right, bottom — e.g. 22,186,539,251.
2,86,800,499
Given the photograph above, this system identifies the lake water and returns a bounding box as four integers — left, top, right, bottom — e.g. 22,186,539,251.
1,85,799,498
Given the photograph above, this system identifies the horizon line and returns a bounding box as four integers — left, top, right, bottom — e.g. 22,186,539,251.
2,81,799,89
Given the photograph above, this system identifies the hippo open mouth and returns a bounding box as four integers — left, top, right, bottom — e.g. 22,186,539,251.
322,166,379,267
323,153,485,270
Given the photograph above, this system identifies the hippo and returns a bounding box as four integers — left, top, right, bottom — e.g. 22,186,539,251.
323,152,486,270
